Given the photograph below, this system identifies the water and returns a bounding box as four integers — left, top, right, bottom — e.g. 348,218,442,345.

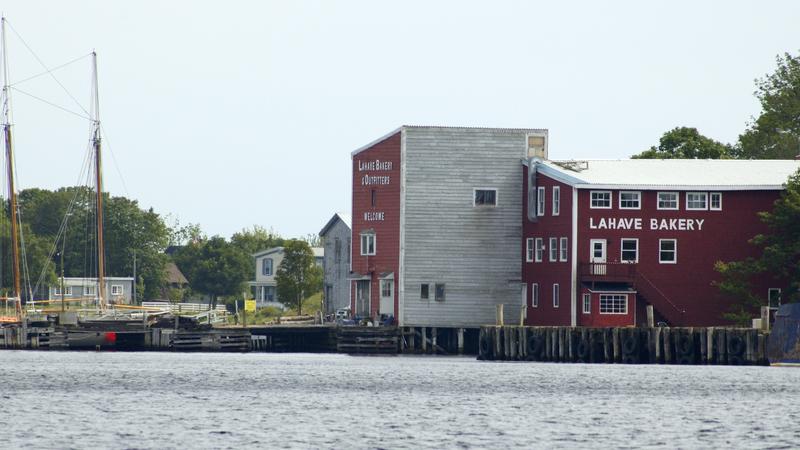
2,351,799,449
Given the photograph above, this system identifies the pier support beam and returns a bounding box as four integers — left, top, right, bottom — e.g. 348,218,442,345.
457,328,464,355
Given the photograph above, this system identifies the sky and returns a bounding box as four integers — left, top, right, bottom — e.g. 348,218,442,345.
1,1,799,240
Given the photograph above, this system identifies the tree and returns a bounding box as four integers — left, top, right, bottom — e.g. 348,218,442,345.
173,236,251,308
736,52,800,159
632,127,732,159
230,225,283,274
275,239,322,315
716,169,800,325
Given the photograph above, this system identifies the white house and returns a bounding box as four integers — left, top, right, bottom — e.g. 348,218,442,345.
250,246,323,309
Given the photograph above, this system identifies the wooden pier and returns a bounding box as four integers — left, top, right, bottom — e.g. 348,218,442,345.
478,326,769,365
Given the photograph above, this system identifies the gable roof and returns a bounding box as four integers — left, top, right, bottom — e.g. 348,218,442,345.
319,212,352,236
532,159,800,190
253,246,283,258
164,262,189,285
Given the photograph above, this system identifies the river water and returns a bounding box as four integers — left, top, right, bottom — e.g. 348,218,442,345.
2,351,799,449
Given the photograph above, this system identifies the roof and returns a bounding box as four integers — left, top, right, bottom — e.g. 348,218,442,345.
253,246,324,259
164,262,189,285
531,159,800,190
319,212,352,236
352,125,548,156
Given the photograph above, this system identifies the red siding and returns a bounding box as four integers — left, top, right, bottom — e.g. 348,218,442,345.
522,165,573,326
350,132,401,320
578,289,636,327
577,188,781,326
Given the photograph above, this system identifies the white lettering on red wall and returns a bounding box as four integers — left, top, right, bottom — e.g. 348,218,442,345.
364,212,385,221
357,159,394,186
589,217,705,231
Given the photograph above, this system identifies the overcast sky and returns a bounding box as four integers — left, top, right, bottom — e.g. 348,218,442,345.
2,1,799,239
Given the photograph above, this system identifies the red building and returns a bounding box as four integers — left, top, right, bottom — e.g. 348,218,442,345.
523,158,800,327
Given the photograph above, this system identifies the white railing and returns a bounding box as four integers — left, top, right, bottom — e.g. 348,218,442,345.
141,302,228,313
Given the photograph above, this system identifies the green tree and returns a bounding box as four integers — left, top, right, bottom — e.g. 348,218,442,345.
632,127,732,159
716,169,800,325
736,52,800,159
275,239,322,315
174,236,250,308
230,225,283,276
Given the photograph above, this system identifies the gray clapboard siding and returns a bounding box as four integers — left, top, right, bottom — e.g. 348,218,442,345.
320,215,352,315
401,127,539,327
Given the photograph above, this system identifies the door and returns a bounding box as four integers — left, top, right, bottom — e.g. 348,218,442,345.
356,280,371,317
379,279,394,317
590,239,607,275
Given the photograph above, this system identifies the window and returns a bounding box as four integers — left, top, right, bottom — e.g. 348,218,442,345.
535,238,544,262
537,187,545,216
360,233,376,256
710,192,722,211
582,293,591,314
532,283,539,307
435,283,446,301
54,286,62,296
621,239,639,263
371,189,377,207
559,237,568,262
686,192,708,210
590,191,611,209
262,258,273,276
526,238,534,262
83,285,96,296
381,280,393,298
659,239,677,264
334,238,342,263
552,186,560,216
474,189,497,206
346,238,351,264
420,284,429,300
600,294,628,314
111,285,123,295
55,286,74,296
549,237,558,262
264,286,275,302
658,192,679,210
619,191,641,209
66,286,73,296
768,288,781,309
553,284,560,308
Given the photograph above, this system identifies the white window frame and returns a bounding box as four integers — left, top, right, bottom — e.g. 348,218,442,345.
360,233,376,256
111,284,123,295
559,237,568,262
599,294,628,314
380,279,393,298
537,186,545,216
710,192,722,211
83,285,96,296
620,238,639,263
473,188,498,207
553,283,560,308
552,186,560,216
420,284,429,300
534,238,544,262
590,191,612,209
619,191,641,210
262,258,273,276
549,237,558,262
526,238,534,262
657,192,679,210
686,192,708,210
532,283,539,307
659,239,677,264
582,293,591,314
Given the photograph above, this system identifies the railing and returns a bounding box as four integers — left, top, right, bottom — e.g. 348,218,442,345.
579,262,637,280
634,272,685,325
141,302,227,313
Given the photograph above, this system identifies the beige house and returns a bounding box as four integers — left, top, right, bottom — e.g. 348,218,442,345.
249,246,323,308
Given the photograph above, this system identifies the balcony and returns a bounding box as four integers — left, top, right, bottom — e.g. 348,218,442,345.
579,262,637,283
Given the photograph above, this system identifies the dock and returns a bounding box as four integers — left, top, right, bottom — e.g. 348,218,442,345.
478,326,769,365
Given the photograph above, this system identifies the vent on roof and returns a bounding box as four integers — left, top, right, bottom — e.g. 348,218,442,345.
527,134,547,159
553,160,589,172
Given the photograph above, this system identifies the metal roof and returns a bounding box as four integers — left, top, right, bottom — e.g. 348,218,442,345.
533,159,800,190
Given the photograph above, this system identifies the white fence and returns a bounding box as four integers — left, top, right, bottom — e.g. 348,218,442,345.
141,302,228,313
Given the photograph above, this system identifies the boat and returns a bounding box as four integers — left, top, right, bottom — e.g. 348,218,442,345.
767,303,800,366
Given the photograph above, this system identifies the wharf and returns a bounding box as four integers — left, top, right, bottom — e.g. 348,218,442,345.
478,325,769,365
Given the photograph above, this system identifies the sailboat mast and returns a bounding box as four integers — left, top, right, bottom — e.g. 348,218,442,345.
1,17,22,318
91,51,106,311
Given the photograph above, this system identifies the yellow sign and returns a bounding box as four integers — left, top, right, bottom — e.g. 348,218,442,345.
245,299,256,313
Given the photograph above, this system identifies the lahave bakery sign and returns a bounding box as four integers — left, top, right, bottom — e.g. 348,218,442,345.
589,217,705,231
358,158,395,222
